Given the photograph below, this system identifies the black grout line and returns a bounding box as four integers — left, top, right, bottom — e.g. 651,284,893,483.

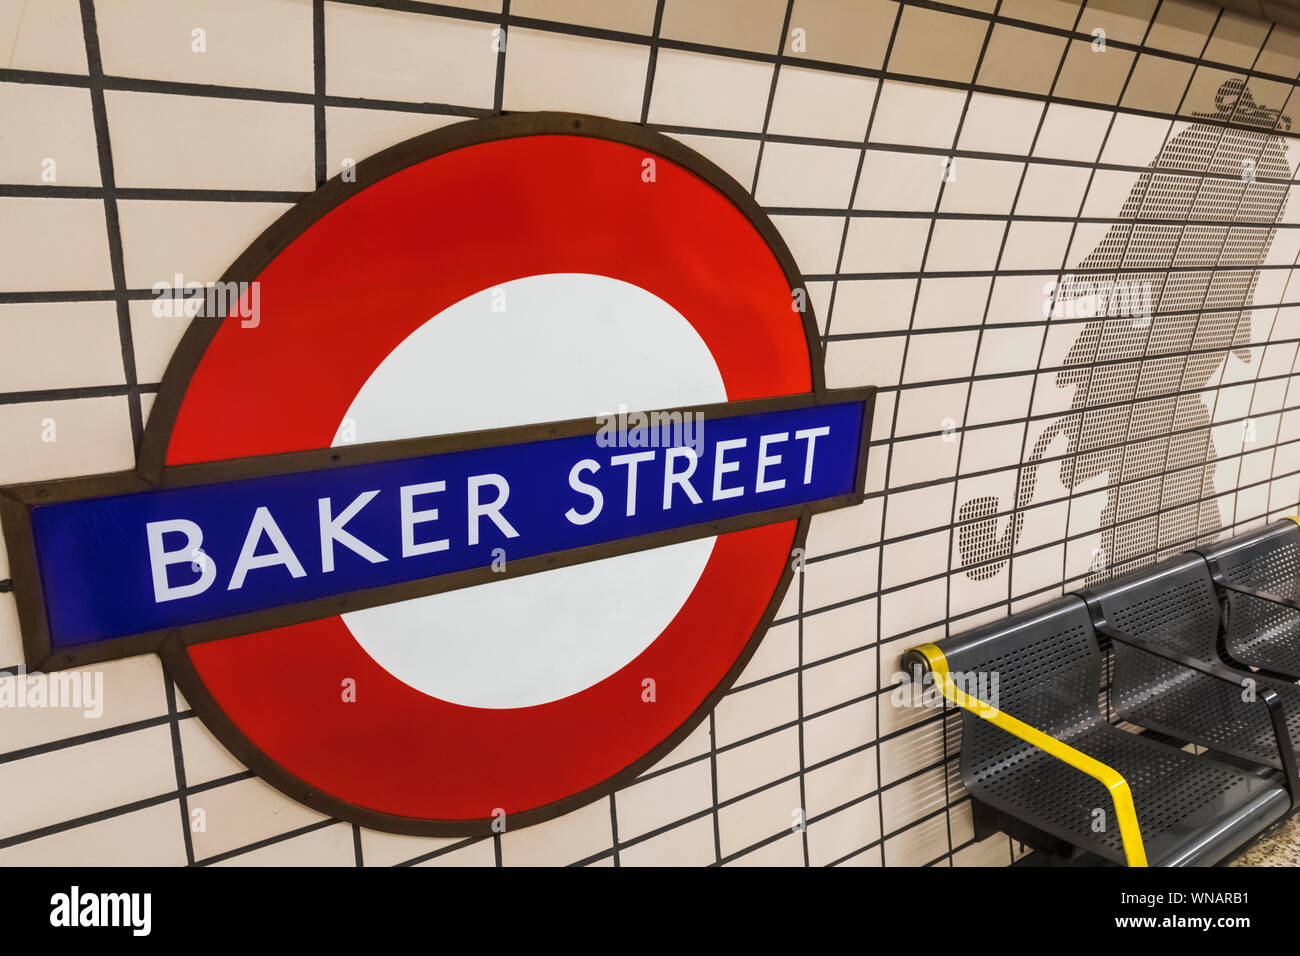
0,710,194,764
76,0,142,452
492,0,508,113
0,383,160,406
192,818,340,866
913,0,1003,866
638,0,666,126
314,0,327,189
708,712,721,864
608,793,620,868
859,0,908,871
162,674,196,866
394,835,487,866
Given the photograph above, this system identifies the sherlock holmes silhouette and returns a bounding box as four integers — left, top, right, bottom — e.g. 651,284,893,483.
958,79,1294,584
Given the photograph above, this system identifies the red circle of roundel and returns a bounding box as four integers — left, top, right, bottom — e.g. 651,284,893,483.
160,121,816,830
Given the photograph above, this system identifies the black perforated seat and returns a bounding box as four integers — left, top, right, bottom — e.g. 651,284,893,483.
1082,553,1300,773
907,596,1289,866
1196,520,1300,679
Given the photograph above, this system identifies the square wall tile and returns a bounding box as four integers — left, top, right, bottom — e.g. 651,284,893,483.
615,759,714,840
178,715,246,787
1203,10,1270,69
784,0,898,69
212,823,356,866
1078,0,1159,46
105,91,314,190
804,646,876,713
620,815,717,866
0,83,100,187
666,132,760,188
326,108,464,180
325,3,498,107
1034,103,1112,161
647,49,772,131
660,0,788,54
957,92,1045,156
503,29,649,121
767,66,877,142
117,200,290,288
0,301,124,392
357,829,470,867
96,0,313,92
1121,53,1194,114
0,396,134,484
510,0,659,35
756,142,860,208
0,655,167,753
923,219,1006,272
804,698,876,765
771,214,848,275
869,81,966,148
808,797,879,865
842,216,930,273
1017,162,1092,216
189,776,329,861
1144,0,1218,57
977,25,1068,96
1255,25,1300,79
718,777,801,858
938,158,1023,215
0,724,176,841
0,0,86,74
715,674,798,745
715,726,799,802
499,798,612,865
0,801,185,866
831,277,918,333
0,197,111,293
1054,40,1135,105
853,150,944,213
1000,0,1081,29
887,6,988,84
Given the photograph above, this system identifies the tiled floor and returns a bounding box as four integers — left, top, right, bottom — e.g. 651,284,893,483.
1228,814,1300,866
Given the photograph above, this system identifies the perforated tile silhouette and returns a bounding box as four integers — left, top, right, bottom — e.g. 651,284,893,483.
960,79,1294,584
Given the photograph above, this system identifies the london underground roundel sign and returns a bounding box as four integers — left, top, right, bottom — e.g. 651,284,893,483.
1,113,874,835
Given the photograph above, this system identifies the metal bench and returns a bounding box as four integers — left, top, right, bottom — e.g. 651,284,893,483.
1078,553,1300,789
1196,517,1300,680
904,594,1291,867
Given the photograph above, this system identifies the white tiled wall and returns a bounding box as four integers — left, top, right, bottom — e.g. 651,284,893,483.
2,0,1300,866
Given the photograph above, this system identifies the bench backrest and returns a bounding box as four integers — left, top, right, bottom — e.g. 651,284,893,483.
1084,553,1222,663
935,596,1104,756
1197,520,1300,658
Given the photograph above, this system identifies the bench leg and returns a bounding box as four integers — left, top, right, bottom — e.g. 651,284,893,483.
972,798,1001,841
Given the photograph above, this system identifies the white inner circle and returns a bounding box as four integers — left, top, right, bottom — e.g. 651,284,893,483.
335,273,727,709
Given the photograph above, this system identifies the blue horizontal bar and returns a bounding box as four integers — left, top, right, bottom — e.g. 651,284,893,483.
33,400,865,646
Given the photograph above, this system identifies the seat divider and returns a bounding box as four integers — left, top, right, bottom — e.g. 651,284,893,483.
1077,594,1300,811
1196,552,1300,612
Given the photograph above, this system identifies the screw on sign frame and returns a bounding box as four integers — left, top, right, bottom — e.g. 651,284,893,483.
0,113,876,835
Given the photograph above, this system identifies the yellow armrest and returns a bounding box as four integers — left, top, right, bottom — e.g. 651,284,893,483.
911,642,1148,867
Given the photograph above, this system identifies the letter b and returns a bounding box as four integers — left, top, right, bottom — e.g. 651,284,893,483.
146,519,217,602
